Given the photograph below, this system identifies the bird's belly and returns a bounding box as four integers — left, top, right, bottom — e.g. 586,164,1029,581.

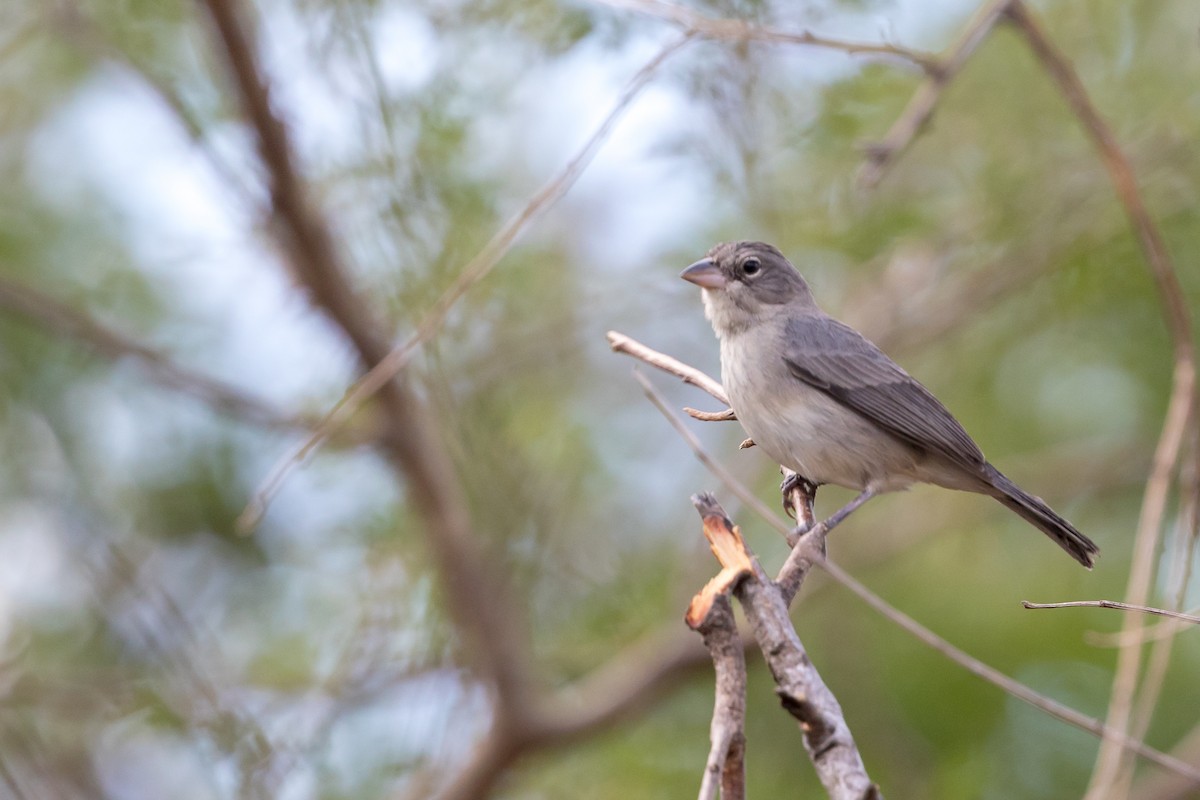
732,385,922,492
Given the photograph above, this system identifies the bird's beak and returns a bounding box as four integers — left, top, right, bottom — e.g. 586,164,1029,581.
680,259,727,290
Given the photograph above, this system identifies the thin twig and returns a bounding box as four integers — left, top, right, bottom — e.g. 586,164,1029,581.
685,407,737,422
611,331,729,405
632,369,784,538
1022,600,1200,626
1121,438,1200,794
592,0,937,72
858,0,1011,188
235,36,693,531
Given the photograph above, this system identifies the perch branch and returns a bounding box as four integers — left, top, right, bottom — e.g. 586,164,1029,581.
690,494,879,800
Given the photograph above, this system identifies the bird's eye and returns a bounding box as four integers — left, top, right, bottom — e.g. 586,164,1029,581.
742,257,761,276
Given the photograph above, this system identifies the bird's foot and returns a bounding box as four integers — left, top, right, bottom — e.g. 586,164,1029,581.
781,470,819,545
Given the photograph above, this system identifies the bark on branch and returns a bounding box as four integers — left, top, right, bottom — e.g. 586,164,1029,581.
687,493,881,800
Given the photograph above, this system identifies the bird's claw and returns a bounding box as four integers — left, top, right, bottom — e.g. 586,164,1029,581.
780,471,818,534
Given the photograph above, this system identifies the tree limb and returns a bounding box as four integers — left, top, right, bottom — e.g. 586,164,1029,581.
689,494,880,800
1023,600,1200,625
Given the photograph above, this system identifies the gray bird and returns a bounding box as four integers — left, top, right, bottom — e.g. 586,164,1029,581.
681,240,1098,568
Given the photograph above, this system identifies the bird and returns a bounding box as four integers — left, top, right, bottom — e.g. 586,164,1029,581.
680,240,1099,568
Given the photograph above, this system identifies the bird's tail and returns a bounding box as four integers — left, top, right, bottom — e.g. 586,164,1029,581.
988,470,1099,569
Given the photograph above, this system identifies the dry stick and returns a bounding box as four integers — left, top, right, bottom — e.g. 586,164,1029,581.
592,0,937,72
609,330,730,404
632,369,782,535
1023,601,1200,626
1002,3,1199,796
858,0,1011,188
690,593,747,800
623,341,1200,786
0,275,316,434
198,0,535,760
235,37,694,533
690,494,879,800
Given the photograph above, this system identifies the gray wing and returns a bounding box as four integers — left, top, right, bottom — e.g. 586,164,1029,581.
782,315,986,471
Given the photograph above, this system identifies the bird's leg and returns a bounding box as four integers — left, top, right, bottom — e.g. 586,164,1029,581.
819,488,876,536
781,469,819,539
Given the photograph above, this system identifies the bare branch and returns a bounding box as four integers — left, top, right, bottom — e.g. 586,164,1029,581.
685,407,737,422
690,494,878,799
592,0,937,72
858,0,1011,188
611,331,730,406
632,369,784,538
1023,600,1200,625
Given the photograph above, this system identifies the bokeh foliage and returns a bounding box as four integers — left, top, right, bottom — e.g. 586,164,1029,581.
0,0,1198,798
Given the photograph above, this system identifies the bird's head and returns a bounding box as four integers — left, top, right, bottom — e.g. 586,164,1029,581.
680,241,815,336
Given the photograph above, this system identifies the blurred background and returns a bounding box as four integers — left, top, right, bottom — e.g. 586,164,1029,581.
1,0,1199,797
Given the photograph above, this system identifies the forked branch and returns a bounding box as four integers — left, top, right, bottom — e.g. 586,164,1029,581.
688,493,879,800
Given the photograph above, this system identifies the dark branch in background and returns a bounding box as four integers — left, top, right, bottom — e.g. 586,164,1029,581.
195,5,731,799
198,0,534,762
0,275,319,434
613,331,1200,788
238,35,692,532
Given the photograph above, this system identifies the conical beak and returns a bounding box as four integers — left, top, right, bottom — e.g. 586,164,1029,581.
680,259,727,289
